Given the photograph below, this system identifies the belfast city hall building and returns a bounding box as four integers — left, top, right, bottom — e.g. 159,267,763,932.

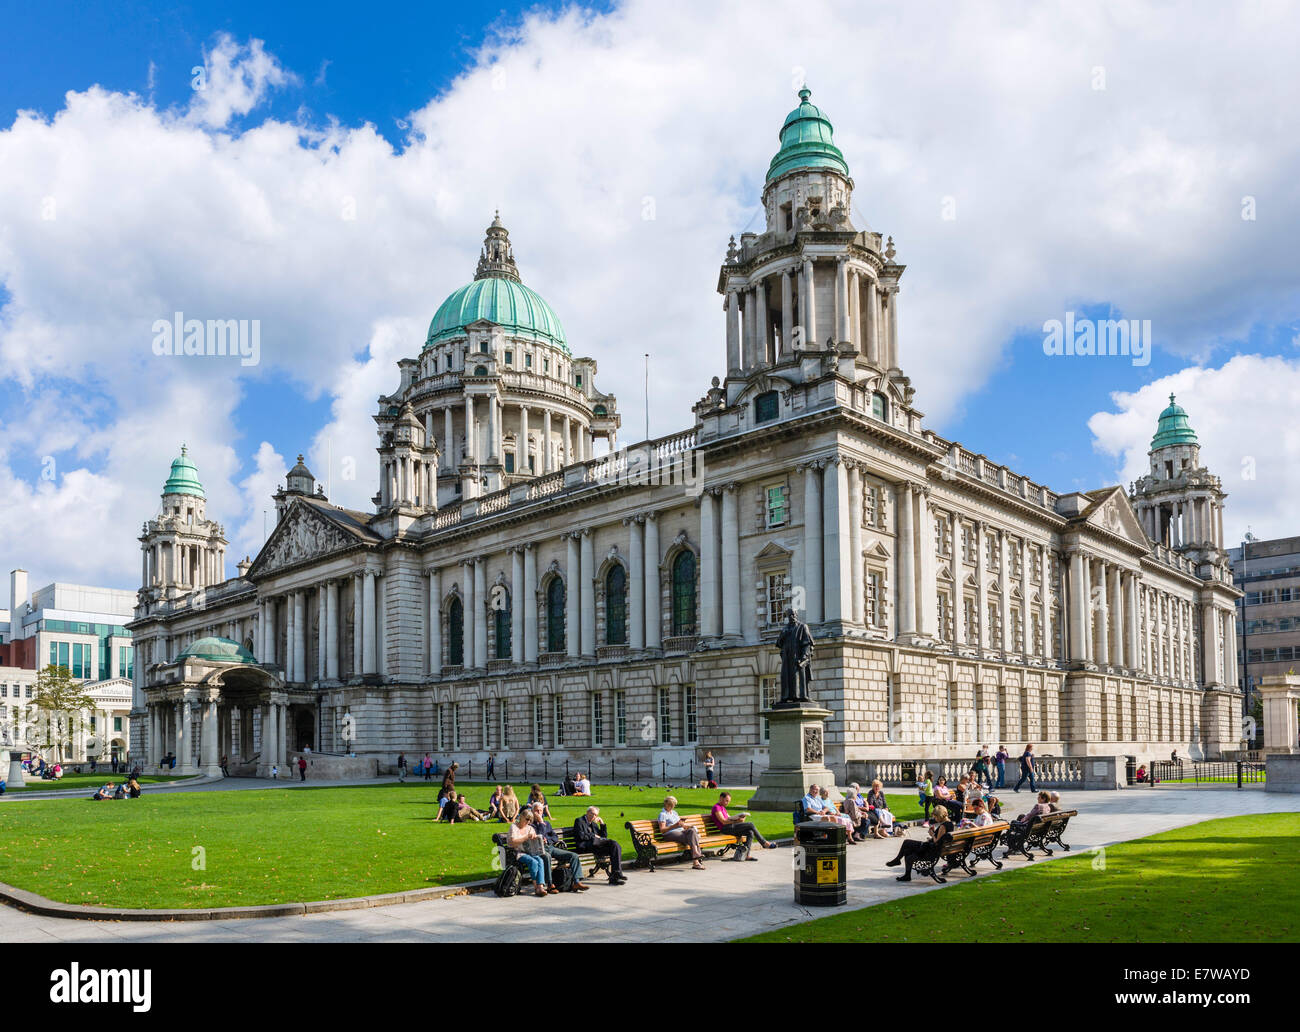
127,88,1243,781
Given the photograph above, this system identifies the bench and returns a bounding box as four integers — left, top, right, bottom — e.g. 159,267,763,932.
491,828,612,889
625,813,743,871
1003,809,1077,861
910,820,1011,883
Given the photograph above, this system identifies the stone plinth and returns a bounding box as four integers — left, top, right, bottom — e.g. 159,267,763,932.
4,750,26,788
1265,754,1300,793
1258,673,1300,755
747,703,838,811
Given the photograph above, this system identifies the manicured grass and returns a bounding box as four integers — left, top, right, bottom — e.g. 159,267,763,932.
4,771,195,793
0,781,908,909
739,813,1300,943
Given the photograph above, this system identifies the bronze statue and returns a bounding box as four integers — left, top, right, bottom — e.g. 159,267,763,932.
776,609,814,703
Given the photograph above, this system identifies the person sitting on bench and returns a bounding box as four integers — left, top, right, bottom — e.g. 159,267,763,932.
507,810,554,897
1016,791,1053,825
711,792,777,855
1048,791,1062,812
574,806,627,884
886,805,954,882
656,795,706,870
964,798,994,827
531,802,588,891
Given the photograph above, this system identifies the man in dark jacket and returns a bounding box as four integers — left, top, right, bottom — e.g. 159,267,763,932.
439,762,458,802
573,806,626,884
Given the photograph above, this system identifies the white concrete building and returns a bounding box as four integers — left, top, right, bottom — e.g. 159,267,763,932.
127,88,1242,782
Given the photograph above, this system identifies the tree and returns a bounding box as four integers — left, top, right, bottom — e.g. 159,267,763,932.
30,664,97,764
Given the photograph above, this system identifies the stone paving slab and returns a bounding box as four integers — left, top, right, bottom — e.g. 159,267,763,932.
1,786,1296,942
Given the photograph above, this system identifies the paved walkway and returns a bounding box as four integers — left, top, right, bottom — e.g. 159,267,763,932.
2,786,1296,942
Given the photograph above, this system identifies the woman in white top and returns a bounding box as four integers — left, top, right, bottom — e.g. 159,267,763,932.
656,795,705,869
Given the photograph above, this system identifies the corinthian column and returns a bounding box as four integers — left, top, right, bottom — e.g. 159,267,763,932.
629,517,645,650
896,483,916,639
645,515,661,649
699,490,721,637
822,458,851,626
802,463,823,624
566,534,581,658
721,485,741,639
523,544,538,664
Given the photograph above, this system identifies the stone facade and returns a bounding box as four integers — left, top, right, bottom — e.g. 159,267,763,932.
128,87,1243,782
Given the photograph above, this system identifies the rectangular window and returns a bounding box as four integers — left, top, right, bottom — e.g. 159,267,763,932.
590,693,603,746
964,597,978,643
118,646,134,680
988,602,1002,648
114,716,122,732
438,705,447,751
575,374,583,388
765,484,789,527
937,591,951,642
534,696,544,748
554,695,565,747
525,354,533,369
866,571,882,627
505,350,513,365
453,705,461,750
615,691,626,746
500,701,509,750
685,684,698,744
761,676,779,743
863,484,878,527
658,688,672,745
962,525,976,564
481,701,490,750
766,571,789,625
504,452,515,474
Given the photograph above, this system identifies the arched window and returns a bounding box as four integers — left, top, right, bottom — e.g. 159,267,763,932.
754,390,779,424
605,565,627,645
593,405,607,416
494,596,512,660
474,365,488,376
671,551,697,636
448,597,464,666
871,392,888,421
546,578,566,654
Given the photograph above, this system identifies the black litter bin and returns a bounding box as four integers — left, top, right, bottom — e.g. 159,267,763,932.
1124,756,1137,786
900,761,917,786
794,821,847,907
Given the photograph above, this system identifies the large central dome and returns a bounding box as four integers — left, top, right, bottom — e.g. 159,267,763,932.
425,213,569,354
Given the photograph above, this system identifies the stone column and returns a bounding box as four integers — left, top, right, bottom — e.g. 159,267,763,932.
326,580,339,680
523,544,539,663
580,531,596,656
428,568,442,676
1068,551,1086,662
444,408,454,467
519,406,530,473
918,488,937,640
629,517,646,650
866,281,879,364
781,269,794,354
802,257,817,348
543,410,553,472
294,591,307,683
175,698,191,774
351,575,362,677
645,515,661,649
725,290,741,374
755,279,769,365
464,394,475,462
822,458,850,626
896,482,916,638
721,485,742,639
566,534,581,658
996,531,1009,652
362,571,377,675
835,258,849,343
203,698,221,777
699,490,720,638
563,415,572,467
886,287,899,369
950,513,965,647
1041,547,1053,660
511,549,525,661
1109,565,1124,668
802,463,823,624
473,559,488,667
849,463,864,626
316,585,327,682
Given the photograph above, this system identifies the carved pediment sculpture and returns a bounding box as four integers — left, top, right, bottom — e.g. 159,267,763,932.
260,508,351,572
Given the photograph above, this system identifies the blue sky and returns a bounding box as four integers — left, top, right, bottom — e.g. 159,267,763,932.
2,0,1298,592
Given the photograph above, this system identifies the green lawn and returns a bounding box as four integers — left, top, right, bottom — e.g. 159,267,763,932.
0,781,918,909
739,813,1300,943
3,772,195,794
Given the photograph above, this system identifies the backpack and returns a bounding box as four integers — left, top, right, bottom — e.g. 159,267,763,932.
732,840,751,862
493,865,522,898
552,855,576,891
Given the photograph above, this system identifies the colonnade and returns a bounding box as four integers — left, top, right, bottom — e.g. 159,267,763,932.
141,538,225,589
145,693,289,777
255,569,382,683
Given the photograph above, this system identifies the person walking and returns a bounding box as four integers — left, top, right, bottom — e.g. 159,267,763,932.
422,753,433,781
995,745,1009,789
1014,744,1036,792
397,752,408,782
486,753,496,780
297,755,308,782
220,754,230,777
703,750,716,787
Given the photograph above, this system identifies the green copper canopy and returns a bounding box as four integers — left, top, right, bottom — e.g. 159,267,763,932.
1151,394,1198,449
766,86,851,183
425,214,569,354
162,444,205,498
177,636,256,664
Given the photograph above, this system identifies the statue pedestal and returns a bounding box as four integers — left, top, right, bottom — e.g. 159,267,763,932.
747,703,838,811
4,750,25,788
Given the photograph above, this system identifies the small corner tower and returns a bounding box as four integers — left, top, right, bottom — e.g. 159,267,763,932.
139,445,228,598
1130,395,1227,561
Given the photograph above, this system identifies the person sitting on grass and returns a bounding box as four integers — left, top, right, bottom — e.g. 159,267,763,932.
507,809,554,897
560,772,576,796
498,785,521,823
112,782,127,800
711,792,776,856
573,806,627,885
487,785,504,819
527,784,552,820
574,772,591,795
886,804,954,882
656,795,706,870
531,802,589,891
454,793,487,822
127,777,141,798
91,782,116,800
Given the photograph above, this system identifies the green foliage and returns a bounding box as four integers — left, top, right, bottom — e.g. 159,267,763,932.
28,665,99,760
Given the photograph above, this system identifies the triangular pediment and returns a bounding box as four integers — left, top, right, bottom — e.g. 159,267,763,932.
1081,486,1151,549
866,541,891,559
250,500,372,578
755,541,794,562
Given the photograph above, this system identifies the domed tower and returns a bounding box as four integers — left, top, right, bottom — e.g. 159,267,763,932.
716,87,908,403
139,446,228,599
274,453,328,522
374,213,619,508
1130,395,1227,560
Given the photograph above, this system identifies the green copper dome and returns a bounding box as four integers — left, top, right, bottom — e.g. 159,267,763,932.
162,445,205,498
766,87,851,183
177,636,256,664
426,277,568,353
425,213,569,355
1151,394,1199,449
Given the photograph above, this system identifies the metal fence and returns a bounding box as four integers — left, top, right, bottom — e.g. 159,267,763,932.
1147,760,1266,787
405,757,768,786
